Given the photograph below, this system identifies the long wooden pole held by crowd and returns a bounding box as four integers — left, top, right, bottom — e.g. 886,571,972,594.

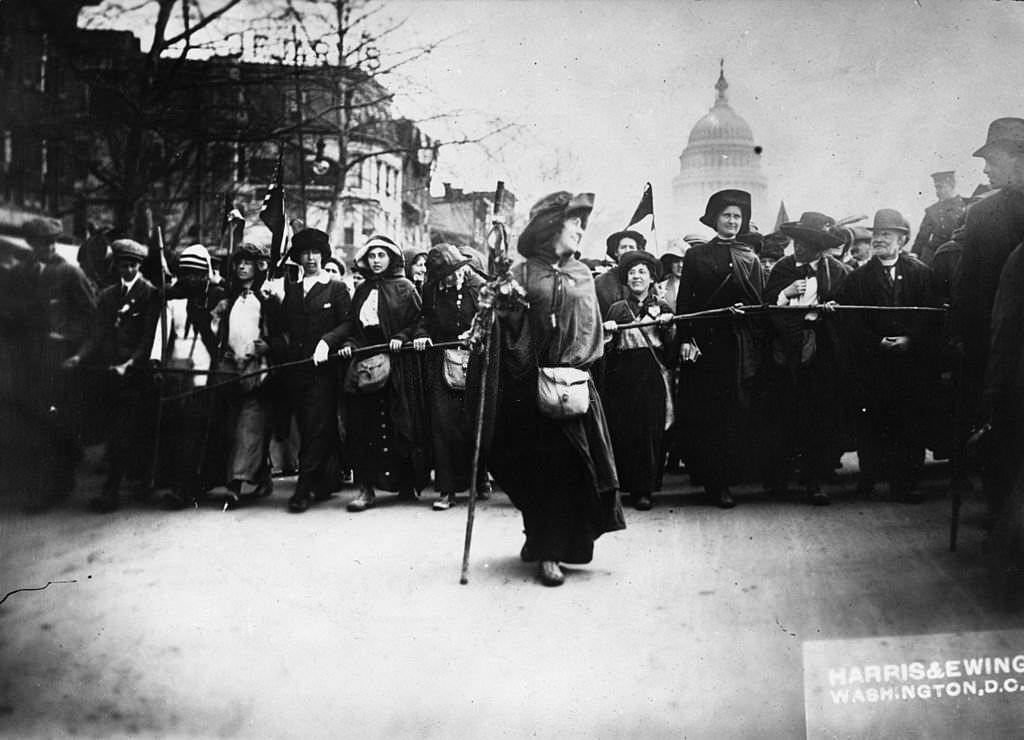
605,303,947,332
147,224,168,491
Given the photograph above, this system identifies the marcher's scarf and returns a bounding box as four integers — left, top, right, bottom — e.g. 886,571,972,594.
519,256,604,369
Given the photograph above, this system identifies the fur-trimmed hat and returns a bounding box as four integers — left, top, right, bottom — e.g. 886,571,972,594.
287,228,330,262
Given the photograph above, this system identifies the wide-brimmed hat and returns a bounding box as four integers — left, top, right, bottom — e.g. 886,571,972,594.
425,243,472,285
699,189,751,233
659,243,686,273
760,232,790,260
617,249,662,283
517,191,595,258
23,216,63,240
869,209,911,234
110,238,148,263
605,229,647,260
779,212,845,251
287,228,331,262
973,118,1024,158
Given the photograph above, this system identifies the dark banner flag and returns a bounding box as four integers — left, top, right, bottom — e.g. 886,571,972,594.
259,151,286,273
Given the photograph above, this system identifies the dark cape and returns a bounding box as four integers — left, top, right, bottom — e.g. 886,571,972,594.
346,270,430,492
414,272,482,492
673,236,767,488
486,255,624,563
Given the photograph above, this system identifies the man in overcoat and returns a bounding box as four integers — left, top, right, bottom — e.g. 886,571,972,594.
952,117,1024,514
20,216,96,508
839,209,940,503
71,239,158,512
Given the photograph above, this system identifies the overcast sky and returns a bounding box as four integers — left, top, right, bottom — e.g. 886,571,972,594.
376,0,1024,255
85,0,1024,256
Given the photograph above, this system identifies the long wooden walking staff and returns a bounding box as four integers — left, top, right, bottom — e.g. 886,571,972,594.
147,225,168,491
461,181,513,585
460,312,495,585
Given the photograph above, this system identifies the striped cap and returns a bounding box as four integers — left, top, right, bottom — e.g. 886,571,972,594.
176,244,212,273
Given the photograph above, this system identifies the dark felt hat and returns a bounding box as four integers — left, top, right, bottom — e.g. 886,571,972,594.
699,189,751,234
779,212,845,251
760,232,790,260
605,229,647,260
870,209,911,234
110,238,148,263
425,243,472,285
287,228,331,262
617,249,662,283
517,191,595,258
973,118,1024,158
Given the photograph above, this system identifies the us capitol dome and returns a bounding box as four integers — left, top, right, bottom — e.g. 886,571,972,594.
672,62,768,232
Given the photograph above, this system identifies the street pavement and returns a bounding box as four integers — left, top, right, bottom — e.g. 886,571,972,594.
1,451,1021,739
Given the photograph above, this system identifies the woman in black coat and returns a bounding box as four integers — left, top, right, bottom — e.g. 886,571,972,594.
340,234,429,511
602,250,674,511
675,189,766,508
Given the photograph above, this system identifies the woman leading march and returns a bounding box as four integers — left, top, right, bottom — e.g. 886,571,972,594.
486,191,624,587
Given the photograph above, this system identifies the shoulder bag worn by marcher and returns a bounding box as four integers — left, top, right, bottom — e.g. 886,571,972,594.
344,352,391,394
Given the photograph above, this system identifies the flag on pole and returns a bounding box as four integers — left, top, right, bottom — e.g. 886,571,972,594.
259,150,287,275
773,201,790,232
626,182,658,255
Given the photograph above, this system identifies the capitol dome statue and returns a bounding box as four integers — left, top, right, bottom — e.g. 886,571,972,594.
673,62,768,233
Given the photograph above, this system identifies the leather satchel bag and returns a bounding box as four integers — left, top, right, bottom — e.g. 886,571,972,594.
344,352,391,394
536,366,590,419
442,347,470,391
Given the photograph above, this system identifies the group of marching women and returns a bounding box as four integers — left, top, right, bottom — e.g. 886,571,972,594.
597,189,944,516
4,186,955,588
144,230,490,517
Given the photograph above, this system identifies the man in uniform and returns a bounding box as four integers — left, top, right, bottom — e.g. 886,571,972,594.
952,117,1024,517
71,239,158,512
912,171,967,264
839,209,940,503
20,216,96,509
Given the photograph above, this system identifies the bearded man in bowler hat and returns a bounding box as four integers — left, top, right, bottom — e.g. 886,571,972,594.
839,209,940,503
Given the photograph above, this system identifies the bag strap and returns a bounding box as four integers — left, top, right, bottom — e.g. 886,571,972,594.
625,300,668,374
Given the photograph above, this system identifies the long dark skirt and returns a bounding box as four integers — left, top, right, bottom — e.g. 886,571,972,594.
675,326,763,489
424,353,472,493
489,371,624,564
604,349,666,494
347,387,415,493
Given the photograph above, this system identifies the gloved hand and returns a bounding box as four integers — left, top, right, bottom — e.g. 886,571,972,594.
312,339,331,365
